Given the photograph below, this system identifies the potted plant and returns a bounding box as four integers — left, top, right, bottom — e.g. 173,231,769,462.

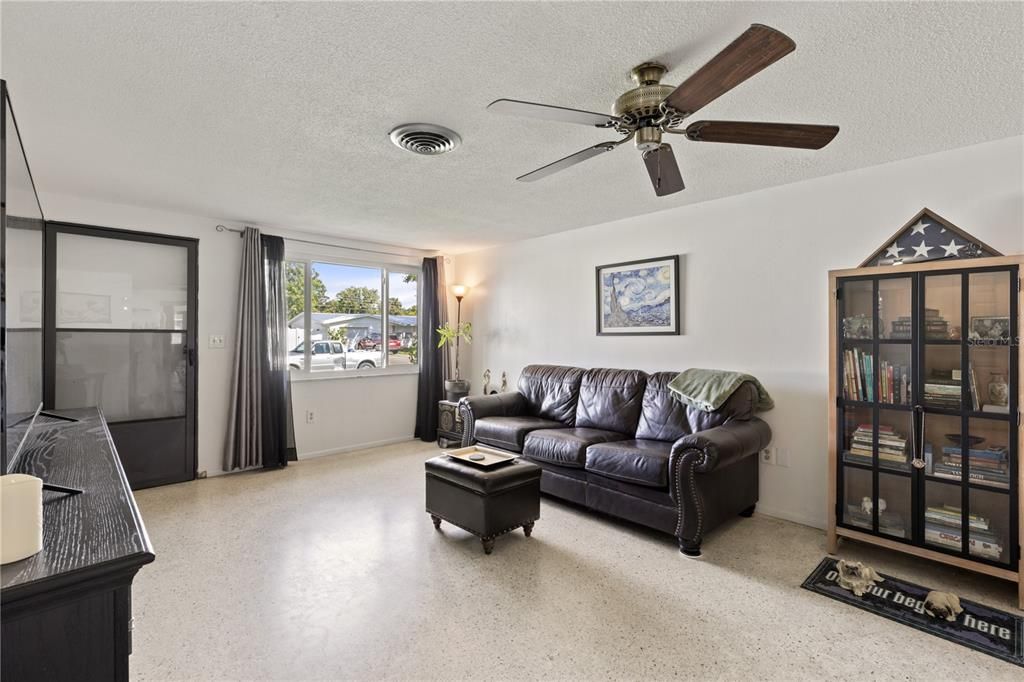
437,321,472,401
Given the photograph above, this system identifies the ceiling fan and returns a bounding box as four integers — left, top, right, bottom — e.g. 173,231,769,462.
487,24,839,196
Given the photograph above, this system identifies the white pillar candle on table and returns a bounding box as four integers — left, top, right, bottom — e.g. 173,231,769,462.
0,474,44,564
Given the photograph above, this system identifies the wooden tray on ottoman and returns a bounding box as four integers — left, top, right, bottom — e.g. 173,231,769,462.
444,445,516,469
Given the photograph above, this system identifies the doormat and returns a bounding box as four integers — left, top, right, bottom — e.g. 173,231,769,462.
802,557,1023,667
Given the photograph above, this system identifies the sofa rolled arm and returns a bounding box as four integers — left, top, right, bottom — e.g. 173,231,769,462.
670,418,772,474
458,392,526,446
668,418,772,549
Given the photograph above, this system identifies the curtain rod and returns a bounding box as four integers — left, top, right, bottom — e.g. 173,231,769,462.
215,224,428,259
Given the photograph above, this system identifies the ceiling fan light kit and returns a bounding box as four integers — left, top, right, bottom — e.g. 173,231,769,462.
488,23,839,196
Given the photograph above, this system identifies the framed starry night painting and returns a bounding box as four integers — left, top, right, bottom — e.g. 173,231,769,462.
595,255,680,336
860,208,1002,267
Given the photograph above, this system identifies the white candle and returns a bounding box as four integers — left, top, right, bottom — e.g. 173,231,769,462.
0,474,44,564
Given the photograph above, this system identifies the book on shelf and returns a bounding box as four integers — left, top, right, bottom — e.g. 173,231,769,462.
924,373,961,409
843,348,875,402
926,504,991,530
968,362,981,411
981,404,1010,415
931,444,1010,487
843,424,910,468
924,528,1004,561
923,504,1004,561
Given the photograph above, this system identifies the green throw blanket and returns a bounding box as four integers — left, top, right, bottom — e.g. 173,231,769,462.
667,369,774,413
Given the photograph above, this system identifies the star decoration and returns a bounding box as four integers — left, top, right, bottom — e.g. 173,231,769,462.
941,239,963,257
910,221,928,236
885,242,903,258
911,241,933,259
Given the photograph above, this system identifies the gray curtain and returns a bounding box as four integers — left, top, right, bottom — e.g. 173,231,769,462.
436,256,451,380
260,235,295,467
225,227,265,470
414,256,450,441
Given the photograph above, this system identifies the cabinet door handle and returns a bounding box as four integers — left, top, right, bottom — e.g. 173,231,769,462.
910,405,926,470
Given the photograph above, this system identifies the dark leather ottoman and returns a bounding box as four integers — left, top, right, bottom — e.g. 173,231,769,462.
424,455,541,554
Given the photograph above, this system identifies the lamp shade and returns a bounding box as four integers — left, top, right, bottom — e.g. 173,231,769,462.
451,284,469,299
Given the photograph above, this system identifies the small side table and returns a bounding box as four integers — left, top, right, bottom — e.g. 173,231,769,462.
437,399,463,448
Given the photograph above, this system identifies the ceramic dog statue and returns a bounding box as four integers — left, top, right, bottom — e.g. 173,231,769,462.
836,559,883,597
924,591,963,622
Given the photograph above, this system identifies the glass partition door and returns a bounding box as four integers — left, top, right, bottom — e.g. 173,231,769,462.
1,81,45,469
45,223,198,489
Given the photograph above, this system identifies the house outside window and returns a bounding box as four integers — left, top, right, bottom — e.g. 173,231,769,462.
284,255,420,377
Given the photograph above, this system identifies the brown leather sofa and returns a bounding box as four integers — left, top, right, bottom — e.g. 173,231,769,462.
458,365,771,556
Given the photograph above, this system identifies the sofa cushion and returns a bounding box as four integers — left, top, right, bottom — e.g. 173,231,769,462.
523,428,628,468
585,439,672,488
517,365,586,424
636,371,691,441
575,368,647,435
474,416,564,453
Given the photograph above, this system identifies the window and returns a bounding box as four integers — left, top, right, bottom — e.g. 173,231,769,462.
285,256,419,377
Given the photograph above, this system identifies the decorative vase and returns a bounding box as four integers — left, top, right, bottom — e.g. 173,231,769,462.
445,379,470,402
988,373,1009,407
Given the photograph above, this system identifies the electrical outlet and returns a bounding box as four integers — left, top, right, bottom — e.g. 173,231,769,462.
306,410,315,424
209,334,225,349
761,447,776,465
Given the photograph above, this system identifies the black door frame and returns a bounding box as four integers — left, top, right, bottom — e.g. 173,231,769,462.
43,220,199,486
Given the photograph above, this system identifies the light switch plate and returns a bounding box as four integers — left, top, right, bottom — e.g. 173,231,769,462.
209,335,225,349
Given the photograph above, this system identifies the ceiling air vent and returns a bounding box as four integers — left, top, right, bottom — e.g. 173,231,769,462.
389,123,461,155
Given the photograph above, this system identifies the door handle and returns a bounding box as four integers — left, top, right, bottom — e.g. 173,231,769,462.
183,344,196,367
910,404,926,470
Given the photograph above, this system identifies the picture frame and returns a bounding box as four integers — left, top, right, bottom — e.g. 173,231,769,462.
968,315,1011,342
595,255,680,336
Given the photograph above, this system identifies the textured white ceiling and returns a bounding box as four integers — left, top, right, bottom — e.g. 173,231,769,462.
2,2,1022,252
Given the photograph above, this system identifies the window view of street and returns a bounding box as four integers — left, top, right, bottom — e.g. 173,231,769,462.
285,260,418,373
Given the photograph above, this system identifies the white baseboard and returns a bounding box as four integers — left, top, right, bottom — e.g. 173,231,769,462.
755,504,826,531
298,436,415,460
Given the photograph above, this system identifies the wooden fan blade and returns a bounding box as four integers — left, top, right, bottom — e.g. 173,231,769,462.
516,142,619,182
642,144,685,196
488,99,619,128
685,121,839,149
664,24,795,116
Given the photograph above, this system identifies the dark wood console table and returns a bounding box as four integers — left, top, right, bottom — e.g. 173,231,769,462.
1,407,155,681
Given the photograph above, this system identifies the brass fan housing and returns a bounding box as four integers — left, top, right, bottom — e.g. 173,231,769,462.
613,62,685,133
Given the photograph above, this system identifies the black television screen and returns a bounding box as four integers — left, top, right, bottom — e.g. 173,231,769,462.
1,80,45,471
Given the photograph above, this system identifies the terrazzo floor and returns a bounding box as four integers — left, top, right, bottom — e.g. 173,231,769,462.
131,440,1021,681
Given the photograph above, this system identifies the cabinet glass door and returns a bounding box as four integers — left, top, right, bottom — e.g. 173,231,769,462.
838,275,915,541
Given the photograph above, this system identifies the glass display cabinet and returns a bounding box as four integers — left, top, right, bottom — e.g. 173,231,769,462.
828,255,1023,608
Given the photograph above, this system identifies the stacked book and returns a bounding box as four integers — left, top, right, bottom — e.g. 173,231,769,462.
889,307,950,340
878,359,910,405
843,348,874,401
845,504,907,538
843,424,910,470
932,445,1010,489
924,504,1004,561
924,371,961,409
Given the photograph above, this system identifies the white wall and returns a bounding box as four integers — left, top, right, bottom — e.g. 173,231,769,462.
452,136,1024,530
37,191,429,477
